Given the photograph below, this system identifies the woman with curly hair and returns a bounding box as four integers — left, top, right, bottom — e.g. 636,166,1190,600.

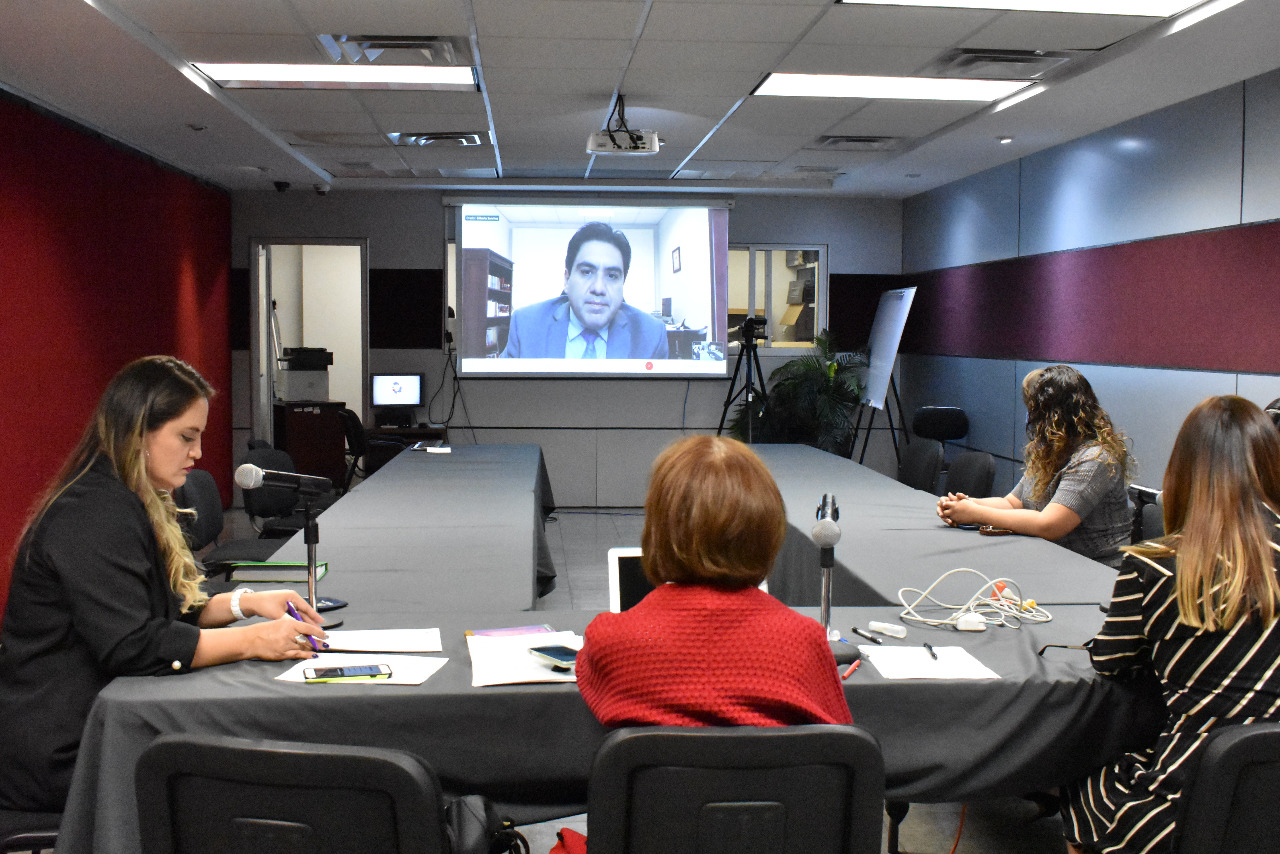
1061,396,1280,853
937,364,1132,566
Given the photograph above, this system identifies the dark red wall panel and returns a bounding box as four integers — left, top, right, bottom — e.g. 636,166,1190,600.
0,95,231,621
900,220,1280,374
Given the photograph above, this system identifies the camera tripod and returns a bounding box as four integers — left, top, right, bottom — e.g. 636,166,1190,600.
717,330,768,443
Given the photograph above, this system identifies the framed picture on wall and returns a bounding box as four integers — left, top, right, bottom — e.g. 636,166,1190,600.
671,246,681,273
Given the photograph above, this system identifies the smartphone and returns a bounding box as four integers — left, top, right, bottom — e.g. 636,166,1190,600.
303,663,392,682
529,645,578,669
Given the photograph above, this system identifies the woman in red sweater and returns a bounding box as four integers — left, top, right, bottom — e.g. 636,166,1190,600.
576,435,852,726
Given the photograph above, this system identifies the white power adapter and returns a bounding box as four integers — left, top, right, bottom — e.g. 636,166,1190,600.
956,612,988,632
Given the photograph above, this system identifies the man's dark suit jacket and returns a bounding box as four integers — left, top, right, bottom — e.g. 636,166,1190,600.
500,295,669,359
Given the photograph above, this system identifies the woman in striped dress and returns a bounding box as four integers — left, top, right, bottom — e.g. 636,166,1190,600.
1061,395,1280,854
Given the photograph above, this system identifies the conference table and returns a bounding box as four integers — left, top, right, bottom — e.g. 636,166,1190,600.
55,444,1163,853
271,443,557,609
755,444,1120,609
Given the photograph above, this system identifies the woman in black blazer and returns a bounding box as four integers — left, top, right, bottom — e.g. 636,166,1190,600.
0,356,325,811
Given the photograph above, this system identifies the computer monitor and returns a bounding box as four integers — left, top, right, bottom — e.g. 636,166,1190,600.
370,373,423,407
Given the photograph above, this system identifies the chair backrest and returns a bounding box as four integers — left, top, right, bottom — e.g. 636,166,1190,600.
172,469,224,551
897,439,943,493
135,734,449,854
910,407,968,442
339,408,368,458
587,725,884,854
241,446,301,520
943,451,996,498
0,809,60,854
1177,722,1280,853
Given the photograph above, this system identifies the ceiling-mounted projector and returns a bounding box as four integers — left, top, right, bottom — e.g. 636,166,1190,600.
587,129,661,155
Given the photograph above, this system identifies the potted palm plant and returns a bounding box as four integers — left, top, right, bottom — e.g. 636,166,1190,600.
729,330,867,456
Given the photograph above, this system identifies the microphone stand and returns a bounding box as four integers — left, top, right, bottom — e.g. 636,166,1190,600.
302,495,342,629
812,494,842,642
820,543,836,641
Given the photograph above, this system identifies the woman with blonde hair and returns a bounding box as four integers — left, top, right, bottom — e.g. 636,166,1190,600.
0,356,325,811
576,434,852,727
938,364,1132,566
1061,395,1280,854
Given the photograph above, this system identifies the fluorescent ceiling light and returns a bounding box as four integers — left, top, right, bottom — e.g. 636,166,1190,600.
992,83,1045,112
836,1,1194,14
756,73,1030,101
1167,0,1247,33
194,63,476,90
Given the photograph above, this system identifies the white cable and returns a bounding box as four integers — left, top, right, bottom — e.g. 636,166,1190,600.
897,567,1051,630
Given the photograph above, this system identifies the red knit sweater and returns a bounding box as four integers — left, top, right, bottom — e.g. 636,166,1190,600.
576,583,853,727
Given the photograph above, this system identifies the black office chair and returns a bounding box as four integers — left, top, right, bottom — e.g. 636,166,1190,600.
135,733,450,854
587,725,884,854
910,406,969,443
338,407,367,493
173,468,283,574
1177,722,1280,853
1128,484,1164,544
897,438,943,493
0,810,60,854
943,450,996,498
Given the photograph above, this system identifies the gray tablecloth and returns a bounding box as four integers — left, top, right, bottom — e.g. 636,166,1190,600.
755,445,1119,608
271,443,557,610
57,601,1162,854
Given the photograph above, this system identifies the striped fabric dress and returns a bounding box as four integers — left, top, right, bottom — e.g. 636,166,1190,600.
1061,530,1280,854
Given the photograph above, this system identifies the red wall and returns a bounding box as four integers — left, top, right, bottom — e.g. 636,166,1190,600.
0,95,232,622
899,220,1280,374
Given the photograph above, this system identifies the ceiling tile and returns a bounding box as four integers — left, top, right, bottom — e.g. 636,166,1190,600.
963,11,1153,52
226,88,366,112
693,125,812,160
473,0,645,40
643,2,821,42
480,37,632,69
800,5,1001,48
114,0,300,34
622,67,765,98
158,33,325,64
629,40,790,74
727,95,863,135
485,66,621,96
285,0,471,35
824,100,983,138
775,43,944,77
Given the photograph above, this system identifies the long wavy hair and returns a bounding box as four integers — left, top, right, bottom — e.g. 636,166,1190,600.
23,356,214,612
1021,365,1131,502
1130,396,1280,630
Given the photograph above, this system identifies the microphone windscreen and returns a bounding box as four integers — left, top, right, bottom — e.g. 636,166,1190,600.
234,463,264,490
812,518,841,548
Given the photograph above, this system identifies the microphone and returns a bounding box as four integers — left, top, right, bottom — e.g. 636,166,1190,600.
812,494,841,548
235,463,332,496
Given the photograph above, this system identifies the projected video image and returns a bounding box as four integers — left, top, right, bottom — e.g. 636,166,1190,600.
456,203,729,378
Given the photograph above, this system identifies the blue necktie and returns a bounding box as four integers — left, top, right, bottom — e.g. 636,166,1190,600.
581,331,600,358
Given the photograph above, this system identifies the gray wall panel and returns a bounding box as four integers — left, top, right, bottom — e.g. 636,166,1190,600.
1237,373,1280,411
728,195,903,275
901,161,1019,274
1243,68,1280,224
1019,85,1244,257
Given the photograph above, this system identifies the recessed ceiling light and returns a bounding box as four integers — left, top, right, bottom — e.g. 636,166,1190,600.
836,1,1194,14
193,63,476,90
998,136,1014,144
755,73,1029,101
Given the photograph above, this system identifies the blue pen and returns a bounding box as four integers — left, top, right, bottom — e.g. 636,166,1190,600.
285,602,321,652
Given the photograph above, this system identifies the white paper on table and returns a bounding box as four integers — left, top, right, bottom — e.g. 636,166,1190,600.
275,653,448,685
324,629,442,653
858,645,999,680
467,630,583,686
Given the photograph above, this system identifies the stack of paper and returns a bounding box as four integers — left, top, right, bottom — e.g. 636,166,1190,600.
325,629,442,653
858,645,999,680
467,630,583,686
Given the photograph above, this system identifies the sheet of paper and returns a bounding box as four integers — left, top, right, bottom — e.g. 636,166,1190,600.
325,628,442,653
859,645,999,680
467,630,583,686
276,653,448,686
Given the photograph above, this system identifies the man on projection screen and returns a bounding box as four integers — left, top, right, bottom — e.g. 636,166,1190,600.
500,222,669,359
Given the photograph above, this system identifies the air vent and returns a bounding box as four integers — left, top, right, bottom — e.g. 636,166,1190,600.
809,136,901,152
926,49,1086,81
317,35,473,66
388,132,485,147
